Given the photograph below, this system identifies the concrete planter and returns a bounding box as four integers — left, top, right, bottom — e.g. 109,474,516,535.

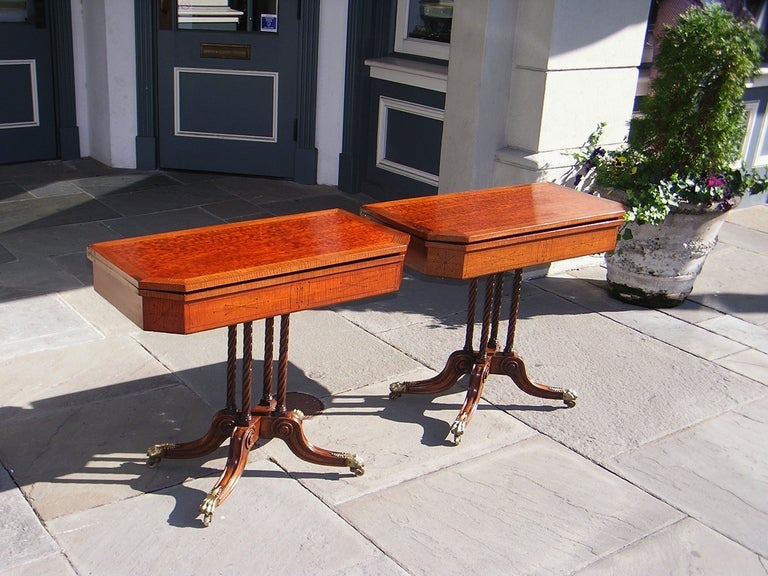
605,203,732,307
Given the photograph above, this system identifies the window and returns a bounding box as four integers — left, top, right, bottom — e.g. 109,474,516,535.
394,0,452,61
0,1,30,23
175,0,279,32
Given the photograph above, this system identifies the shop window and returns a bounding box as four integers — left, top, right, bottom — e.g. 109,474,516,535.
394,0,452,60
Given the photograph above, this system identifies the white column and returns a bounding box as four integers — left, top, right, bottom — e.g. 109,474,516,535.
494,0,650,185
438,0,650,191
438,0,518,192
72,0,137,168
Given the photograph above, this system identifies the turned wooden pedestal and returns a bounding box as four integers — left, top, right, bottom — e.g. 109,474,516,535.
362,183,625,444
88,209,409,526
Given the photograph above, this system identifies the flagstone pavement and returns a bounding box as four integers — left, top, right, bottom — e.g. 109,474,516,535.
1,158,766,575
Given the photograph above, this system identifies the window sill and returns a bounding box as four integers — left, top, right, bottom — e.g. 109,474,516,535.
365,56,448,93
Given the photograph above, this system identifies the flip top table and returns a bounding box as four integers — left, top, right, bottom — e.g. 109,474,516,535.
88,209,409,526
362,183,625,443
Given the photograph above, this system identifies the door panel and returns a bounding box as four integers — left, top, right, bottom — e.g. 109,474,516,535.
157,0,299,177
0,2,57,164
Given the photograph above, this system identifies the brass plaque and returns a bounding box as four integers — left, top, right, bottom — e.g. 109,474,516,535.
200,43,251,60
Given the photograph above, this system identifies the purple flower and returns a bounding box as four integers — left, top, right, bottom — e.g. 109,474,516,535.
706,175,726,187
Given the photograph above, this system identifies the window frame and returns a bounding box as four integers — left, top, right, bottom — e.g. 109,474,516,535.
393,0,450,61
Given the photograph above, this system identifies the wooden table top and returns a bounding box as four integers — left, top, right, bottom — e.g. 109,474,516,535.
361,183,625,279
361,183,625,244
88,209,410,294
88,209,410,334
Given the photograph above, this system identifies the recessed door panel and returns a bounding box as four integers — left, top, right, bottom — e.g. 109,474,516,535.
0,3,57,164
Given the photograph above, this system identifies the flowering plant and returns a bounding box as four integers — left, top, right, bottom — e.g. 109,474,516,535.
572,4,767,236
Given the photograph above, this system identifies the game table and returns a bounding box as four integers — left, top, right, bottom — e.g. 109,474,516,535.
87,209,409,526
362,183,625,443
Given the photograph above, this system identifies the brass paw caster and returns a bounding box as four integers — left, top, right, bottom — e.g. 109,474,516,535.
346,453,365,476
199,487,222,527
146,443,177,467
562,389,578,408
449,415,467,445
389,381,407,400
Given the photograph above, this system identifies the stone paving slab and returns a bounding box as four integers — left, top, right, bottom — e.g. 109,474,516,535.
0,292,102,363
715,348,768,383
101,206,225,238
59,286,143,337
689,243,768,327
0,466,60,574
0,384,218,521
0,259,85,301
0,182,34,203
45,460,406,576
532,273,752,360
95,181,234,217
0,193,121,234
0,335,179,411
0,221,118,259
71,173,180,197
608,395,768,557
604,307,748,360
698,313,768,355
573,518,768,575
337,436,683,576
262,378,538,506
0,553,76,576
722,204,768,234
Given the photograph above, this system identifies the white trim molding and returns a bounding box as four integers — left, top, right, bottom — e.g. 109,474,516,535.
174,67,278,142
376,95,444,186
394,0,450,61
0,59,40,129
365,57,448,93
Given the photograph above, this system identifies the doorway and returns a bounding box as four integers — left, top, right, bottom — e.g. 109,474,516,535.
156,0,301,178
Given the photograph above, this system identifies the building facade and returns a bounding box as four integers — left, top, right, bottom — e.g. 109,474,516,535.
2,0,767,201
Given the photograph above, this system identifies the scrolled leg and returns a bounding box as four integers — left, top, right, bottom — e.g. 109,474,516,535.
389,350,475,400
262,412,365,476
145,410,239,467
197,425,259,527
490,352,578,407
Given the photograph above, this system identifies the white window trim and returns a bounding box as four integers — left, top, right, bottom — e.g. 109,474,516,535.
376,96,444,186
394,0,450,61
174,67,278,142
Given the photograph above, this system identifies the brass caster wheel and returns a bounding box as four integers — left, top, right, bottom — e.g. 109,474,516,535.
146,443,177,467
389,381,407,400
346,454,365,477
449,416,466,445
562,389,578,408
199,487,221,528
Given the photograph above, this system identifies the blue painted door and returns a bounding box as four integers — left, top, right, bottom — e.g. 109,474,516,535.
157,0,299,177
0,3,57,164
